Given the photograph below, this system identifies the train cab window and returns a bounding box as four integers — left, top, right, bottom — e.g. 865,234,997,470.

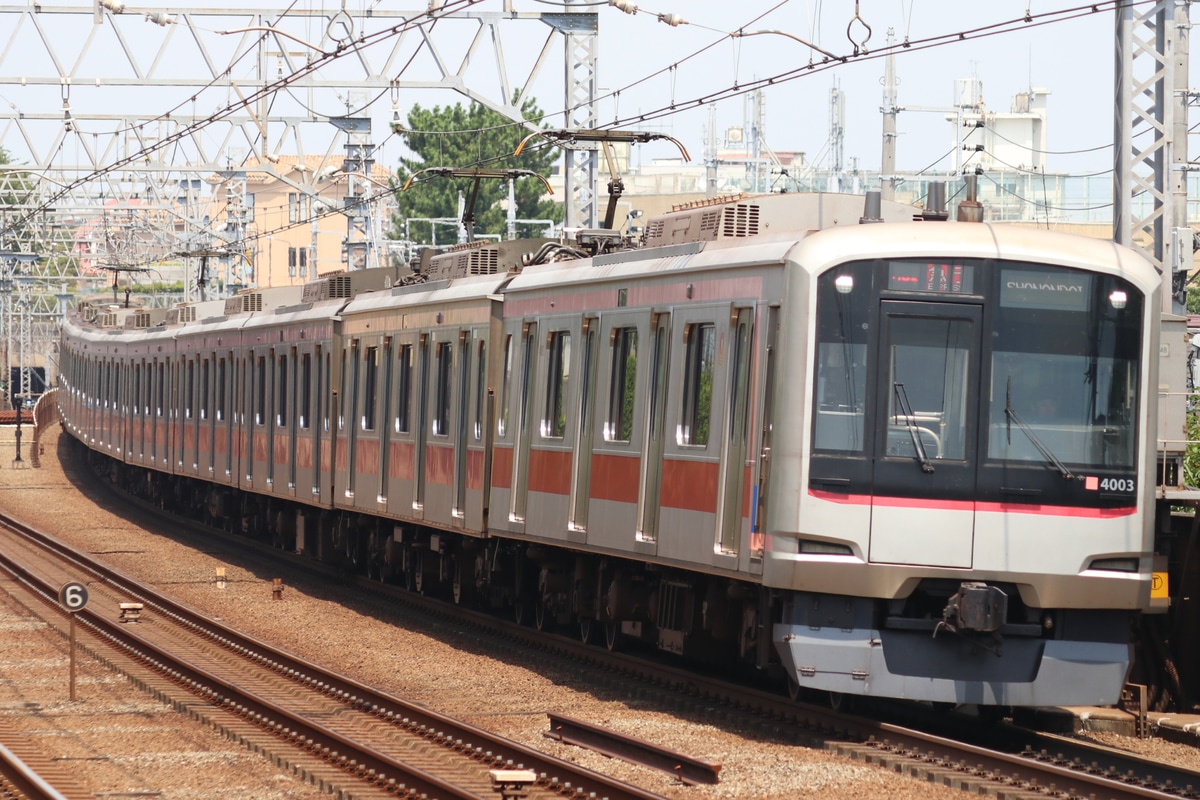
605,327,637,442
813,266,872,454
474,339,486,441
299,353,311,430
433,342,452,437
987,267,1143,470
278,353,289,428
679,323,715,447
543,331,571,439
497,334,513,438
396,344,412,434
255,356,266,426
362,346,377,431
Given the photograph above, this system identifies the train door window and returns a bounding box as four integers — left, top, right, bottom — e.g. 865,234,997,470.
415,337,430,509
362,345,378,431
133,364,141,417
679,322,716,447
543,331,571,439
605,327,638,442
323,350,332,432
497,334,513,438
200,358,210,420
884,315,971,462
255,355,266,426
156,361,165,418
454,335,470,514
717,308,753,555
512,323,538,522
637,314,671,542
570,322,599,531
379,338,394,500
433,341,452,437
338,346,348,431
277,352,288,428
396,344,412,434
474,339,486,441
217,358,226,422
299,353,311,430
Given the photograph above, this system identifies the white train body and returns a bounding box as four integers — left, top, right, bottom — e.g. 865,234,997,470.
58,193,1160,706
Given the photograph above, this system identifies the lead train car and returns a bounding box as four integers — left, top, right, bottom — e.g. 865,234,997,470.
58,192,1161,706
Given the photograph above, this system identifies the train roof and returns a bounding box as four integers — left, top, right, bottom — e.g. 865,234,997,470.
793,221,1163,293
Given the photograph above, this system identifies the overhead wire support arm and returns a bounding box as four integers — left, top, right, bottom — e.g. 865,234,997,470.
515,128,690,229
401,167,553,243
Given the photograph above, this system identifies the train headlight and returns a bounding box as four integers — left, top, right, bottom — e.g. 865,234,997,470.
1109,290,1127,309
1088,556,1139,572
797,539,854,556
834,275,854,294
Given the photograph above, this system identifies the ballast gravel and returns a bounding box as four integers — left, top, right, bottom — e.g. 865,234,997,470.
0,425,1196,800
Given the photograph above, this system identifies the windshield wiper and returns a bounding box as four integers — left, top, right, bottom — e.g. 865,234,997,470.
893,381,935,473
1004,377,1074,480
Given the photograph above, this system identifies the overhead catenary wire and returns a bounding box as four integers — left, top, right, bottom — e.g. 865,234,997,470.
0,0,1151,248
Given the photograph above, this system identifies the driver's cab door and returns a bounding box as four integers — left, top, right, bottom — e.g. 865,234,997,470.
869,300,982,568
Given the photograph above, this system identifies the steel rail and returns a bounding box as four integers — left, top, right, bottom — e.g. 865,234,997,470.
0,509,670,800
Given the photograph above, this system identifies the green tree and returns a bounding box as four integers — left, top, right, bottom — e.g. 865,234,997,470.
390,97,562,243
0,147,36,251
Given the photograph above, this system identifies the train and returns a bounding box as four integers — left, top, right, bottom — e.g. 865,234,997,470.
57,186,1163,707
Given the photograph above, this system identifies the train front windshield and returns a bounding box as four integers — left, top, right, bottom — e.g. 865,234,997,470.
810,258,1144,510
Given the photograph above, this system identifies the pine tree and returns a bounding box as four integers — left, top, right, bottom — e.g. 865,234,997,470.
390,97,562,244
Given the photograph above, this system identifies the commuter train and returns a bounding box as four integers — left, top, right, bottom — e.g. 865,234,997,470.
58,188,1162,707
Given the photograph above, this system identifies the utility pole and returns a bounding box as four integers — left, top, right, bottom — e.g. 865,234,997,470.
1115,0,1191,314
880,29,899,201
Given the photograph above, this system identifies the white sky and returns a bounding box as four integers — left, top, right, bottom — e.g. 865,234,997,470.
586,0,1136,177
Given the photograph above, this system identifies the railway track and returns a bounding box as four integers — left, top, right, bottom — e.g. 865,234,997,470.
47,445,1200,800
0,720,79,800
0,511,668,800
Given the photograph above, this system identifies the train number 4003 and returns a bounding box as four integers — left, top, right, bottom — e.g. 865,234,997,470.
1099,477,1136,492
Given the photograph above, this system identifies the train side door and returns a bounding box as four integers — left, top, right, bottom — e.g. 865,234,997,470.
868,300,982,568
636,312,671,550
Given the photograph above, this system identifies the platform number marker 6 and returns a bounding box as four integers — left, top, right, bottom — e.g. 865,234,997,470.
58,581,89,613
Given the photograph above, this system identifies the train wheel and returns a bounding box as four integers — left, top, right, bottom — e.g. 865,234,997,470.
787,676,802,702
413,551,425,594
451,558,467,605
534,599,551,632
513,599,527,625
828,692,844,711
604,621,622,652
579,617,594,644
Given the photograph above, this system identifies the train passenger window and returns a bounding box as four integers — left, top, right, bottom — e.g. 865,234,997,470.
362,346,378,431
299,354,311,430
679,323,715,447
278,354,289,428
474,339,486,441
497,334,513,438
605,327,637,442
255,356,266,426
396,344,412,434
217,358,226,422
433,342,452,437
543,331,571,439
